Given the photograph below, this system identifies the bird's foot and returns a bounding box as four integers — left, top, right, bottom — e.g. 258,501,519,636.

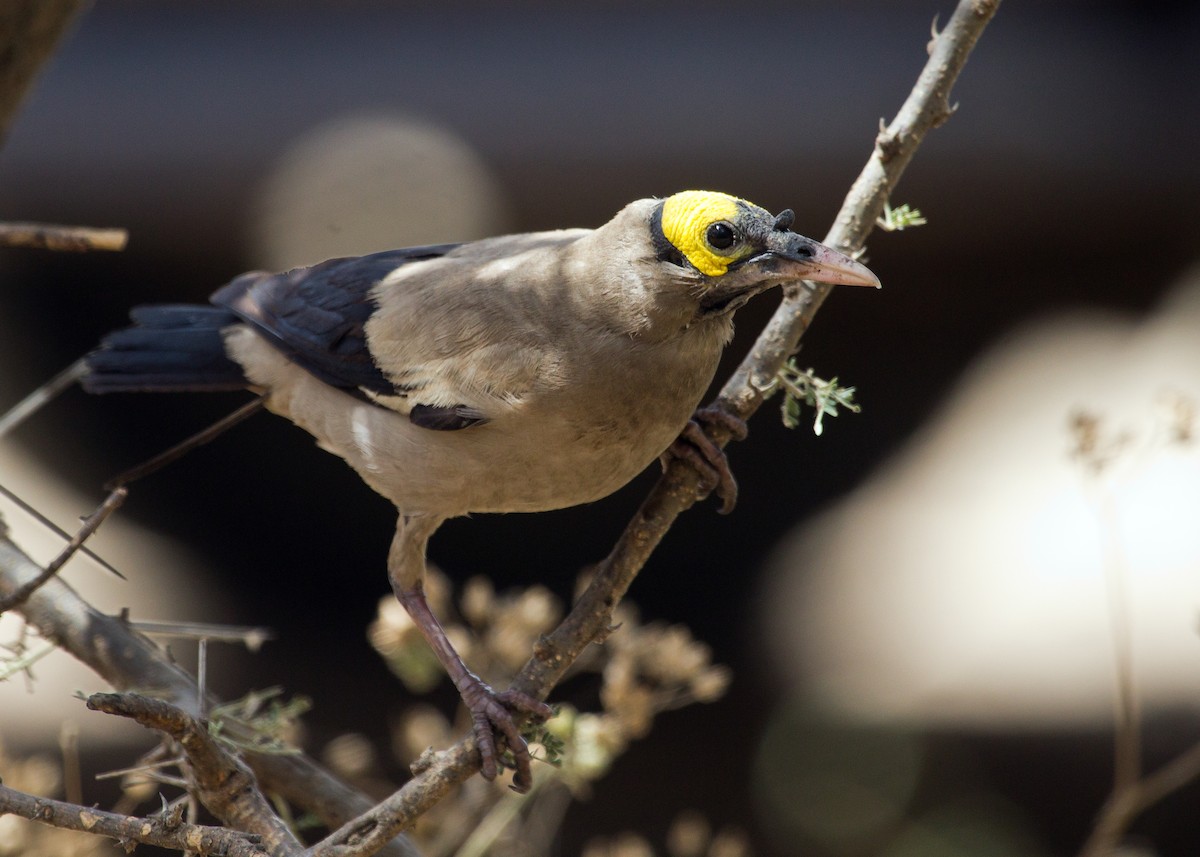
661,405,748,514
459,676,554,793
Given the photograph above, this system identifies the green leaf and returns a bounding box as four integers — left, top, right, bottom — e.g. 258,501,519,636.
774,359,862,436
877,201,927,232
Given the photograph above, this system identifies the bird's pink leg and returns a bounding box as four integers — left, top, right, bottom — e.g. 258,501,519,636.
388,514,552,793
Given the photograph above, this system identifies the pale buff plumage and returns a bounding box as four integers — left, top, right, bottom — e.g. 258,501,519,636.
86,192,878,791
224,203,734,516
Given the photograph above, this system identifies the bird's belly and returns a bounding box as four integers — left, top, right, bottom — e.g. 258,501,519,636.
339,402,683,515
257,373,693,517
228,323,720,517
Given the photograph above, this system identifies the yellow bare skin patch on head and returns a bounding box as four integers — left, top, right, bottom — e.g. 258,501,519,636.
660,190,753,277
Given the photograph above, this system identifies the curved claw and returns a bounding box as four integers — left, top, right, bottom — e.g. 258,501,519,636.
392,579,553,794
661,406,748,514
461,679,553,793
693,404,749,442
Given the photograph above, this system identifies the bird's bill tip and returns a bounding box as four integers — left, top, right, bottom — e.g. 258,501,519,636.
793,244,881,289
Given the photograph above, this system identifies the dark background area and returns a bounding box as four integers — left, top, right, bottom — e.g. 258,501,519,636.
1,1,1198,854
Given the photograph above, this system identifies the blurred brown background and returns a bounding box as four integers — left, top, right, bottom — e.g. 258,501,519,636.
1,1,1199,855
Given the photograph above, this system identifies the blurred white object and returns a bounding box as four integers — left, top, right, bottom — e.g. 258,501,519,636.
0,441,223,749
761,272,1200,727
251,113,510,270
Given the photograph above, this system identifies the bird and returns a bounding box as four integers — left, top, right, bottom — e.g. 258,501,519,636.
83,190,879,791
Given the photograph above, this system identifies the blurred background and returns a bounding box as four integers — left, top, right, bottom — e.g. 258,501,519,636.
1,1,1199,855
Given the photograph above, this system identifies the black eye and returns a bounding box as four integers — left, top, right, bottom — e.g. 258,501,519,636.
706,221,737,250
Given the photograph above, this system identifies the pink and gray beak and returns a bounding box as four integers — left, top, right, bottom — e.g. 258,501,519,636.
699,226,879,315
757,231,880,288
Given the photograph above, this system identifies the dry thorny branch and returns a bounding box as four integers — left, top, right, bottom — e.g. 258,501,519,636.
0,550,734,857
0,1,1002,855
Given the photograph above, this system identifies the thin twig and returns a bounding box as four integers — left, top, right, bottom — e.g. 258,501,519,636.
0,638,56,681
0,481,126,580
0,484,126,585
135,774,192,791
452,773,546,857
1098,492,1140,793
0,486,126,614
94,755,187,781
1078,738,1200,857
105,398,266,490
309,3,1002,853
58,721,82,806
0,221,128,252
132,619,275,650
0,357,88,437
1,396,262,598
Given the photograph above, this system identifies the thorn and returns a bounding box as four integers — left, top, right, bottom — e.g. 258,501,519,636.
163,798,185,829
593,622,623,645
876,128,902,161
932,102,959,129
0,482,127,580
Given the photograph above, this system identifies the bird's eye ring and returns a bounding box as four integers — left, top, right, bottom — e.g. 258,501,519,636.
705,221,737,251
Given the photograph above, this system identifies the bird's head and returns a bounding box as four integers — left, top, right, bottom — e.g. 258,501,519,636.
649,190,879,317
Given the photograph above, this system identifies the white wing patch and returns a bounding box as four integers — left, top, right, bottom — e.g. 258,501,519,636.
363,388,412,414
350,408,382,471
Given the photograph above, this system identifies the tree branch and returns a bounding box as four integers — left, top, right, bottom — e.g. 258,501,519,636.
0,222,129,252
0,522,420,857
0,782,268,857
309,2,1002,853
87,691,304,857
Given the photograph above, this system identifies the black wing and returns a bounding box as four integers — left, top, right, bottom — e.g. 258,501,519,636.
84,305,248,393
409,403,489,431
211,244,459,397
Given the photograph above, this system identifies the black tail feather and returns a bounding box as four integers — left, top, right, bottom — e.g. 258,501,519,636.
83,305,248,393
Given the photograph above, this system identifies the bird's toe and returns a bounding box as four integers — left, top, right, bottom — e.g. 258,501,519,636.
664,411,745,514
463,681,551,793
